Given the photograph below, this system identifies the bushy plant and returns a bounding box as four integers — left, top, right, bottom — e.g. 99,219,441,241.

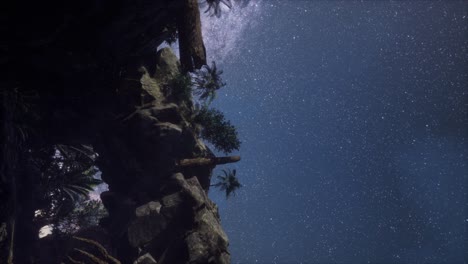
56,200,108,235
169,73,192,103
195,107,240,154
30,145,103,235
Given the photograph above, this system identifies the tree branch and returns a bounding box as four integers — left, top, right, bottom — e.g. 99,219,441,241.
176,156,240,167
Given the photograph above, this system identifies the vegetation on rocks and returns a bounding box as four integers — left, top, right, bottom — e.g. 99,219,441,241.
195,107,241,154
2,0,244,262
169,73,193,103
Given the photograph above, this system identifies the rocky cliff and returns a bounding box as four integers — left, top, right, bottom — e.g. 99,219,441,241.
94,48,230,263
1,1,233,263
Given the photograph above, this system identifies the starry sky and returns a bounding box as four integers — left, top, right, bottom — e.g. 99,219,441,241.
199,1,468,263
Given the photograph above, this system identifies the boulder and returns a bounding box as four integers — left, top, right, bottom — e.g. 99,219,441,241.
150,122,184,159
169,172,186,187
132,110,160,132
154,48,181,83
149,103,182,123
128,201,167,248
192,137,209,157
182,177,229,263
134,253,158,264
140,67,164,104
135,201,162,217
153,122,182,138
160,192,185,219
184,208,229,264
183,176,207,208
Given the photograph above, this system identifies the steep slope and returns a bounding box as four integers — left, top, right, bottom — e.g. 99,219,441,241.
1,1,232,263
94,48,230,263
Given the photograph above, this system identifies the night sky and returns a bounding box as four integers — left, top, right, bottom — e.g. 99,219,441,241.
198,1,468,263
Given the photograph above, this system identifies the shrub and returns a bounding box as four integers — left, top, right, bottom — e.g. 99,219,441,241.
169,73,192,103
194,107,240,154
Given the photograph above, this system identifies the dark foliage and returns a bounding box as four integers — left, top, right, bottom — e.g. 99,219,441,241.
65,236,120,264
204,0,233,17
30,145,102,233
195,107,241,154
192,61,226,104
164,23,179,45
169,73,192,103
55,200,108,235
212,169,242,198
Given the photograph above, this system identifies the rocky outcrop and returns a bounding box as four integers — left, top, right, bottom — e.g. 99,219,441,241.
126,174,229,264
94,48,229,263
3,0,230,262
154,48,182,83
134,253,158,264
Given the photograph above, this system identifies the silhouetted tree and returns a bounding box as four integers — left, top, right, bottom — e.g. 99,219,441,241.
56,200,108,235
192,61,226,104
32,145,102,234
211,169,242,198
204,0,233,17
194,107,240,154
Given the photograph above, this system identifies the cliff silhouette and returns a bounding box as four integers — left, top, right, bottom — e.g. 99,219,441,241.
1,1,239,263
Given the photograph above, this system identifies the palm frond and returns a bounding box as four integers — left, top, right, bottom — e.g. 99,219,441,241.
192,61,226,105
212,169,242,198
204,0,232,17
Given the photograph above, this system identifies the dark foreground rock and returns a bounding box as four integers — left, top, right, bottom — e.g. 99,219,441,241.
92,48,229,264
2,0,228,261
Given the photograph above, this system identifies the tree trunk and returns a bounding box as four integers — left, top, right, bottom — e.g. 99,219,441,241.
7,217,14,264
177,156,241,167
177,0,207,73
14,167,38,264
1,89,18,264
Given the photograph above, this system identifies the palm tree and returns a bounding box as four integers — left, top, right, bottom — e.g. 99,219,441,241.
43,145,101,203
32,145,102,232
192,61,226,104
211,169,242,198
58,168,102,204
204,0,233,17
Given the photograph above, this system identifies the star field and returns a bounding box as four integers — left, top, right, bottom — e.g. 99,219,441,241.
203,1,467,263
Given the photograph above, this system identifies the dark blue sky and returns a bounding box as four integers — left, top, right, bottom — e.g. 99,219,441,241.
205,1,467,263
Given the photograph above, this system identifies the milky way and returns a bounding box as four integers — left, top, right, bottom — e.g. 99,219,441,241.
206,1,467,263
200,0,264,64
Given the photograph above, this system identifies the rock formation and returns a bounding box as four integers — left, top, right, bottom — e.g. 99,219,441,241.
2,1,233,263
94,48,230,263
